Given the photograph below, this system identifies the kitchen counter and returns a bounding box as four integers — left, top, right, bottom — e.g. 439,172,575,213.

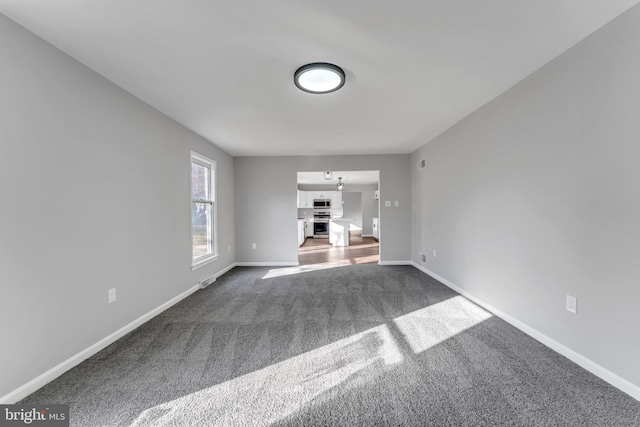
297,219,306,246
329,220,350,247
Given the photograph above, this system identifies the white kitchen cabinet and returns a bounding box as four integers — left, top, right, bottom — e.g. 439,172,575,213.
299,190,341,208
313,191,327,200
315,191,342,206
307,191,327,206
297,191,313,208
372,217,379,240
298,220,306,246
305,220,314,237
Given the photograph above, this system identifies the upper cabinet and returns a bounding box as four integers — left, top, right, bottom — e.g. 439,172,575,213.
297,190,312,208
311,191,330,200
298,190,342,208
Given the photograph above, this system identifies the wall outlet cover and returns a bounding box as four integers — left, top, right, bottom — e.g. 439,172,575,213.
108,288,116,304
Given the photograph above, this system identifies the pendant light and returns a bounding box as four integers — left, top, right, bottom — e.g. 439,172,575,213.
337,177,345,191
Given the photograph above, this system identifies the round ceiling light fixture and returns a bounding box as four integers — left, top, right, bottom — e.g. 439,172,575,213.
294,63,345,94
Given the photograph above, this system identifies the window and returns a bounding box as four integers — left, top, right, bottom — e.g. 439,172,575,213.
191,151,217,268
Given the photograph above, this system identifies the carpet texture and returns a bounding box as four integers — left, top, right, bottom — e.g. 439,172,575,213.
21,265,640,426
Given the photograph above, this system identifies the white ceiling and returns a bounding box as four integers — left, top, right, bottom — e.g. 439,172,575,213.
1,1,638,156
298,171,379,186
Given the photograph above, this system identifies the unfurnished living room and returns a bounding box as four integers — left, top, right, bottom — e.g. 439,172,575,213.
1,1,640,426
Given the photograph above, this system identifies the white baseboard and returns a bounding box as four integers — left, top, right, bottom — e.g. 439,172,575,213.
378,260,412,266
212,263,238,279
235,262,299,267
410,262,640,402
0,263,237,404
199,263,238,289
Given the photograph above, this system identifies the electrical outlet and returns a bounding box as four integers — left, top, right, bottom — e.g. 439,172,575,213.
420,253,427,263
108,288,116,304
433,249,437,258
566,295,577,313
252,243,257,250
394,200,399,207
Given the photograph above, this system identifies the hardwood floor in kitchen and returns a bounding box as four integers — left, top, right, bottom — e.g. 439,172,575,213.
298,232,379,265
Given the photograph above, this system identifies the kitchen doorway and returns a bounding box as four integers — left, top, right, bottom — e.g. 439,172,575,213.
296,170,380,266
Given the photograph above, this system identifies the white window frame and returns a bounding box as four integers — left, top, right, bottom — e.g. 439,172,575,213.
190,151,218,269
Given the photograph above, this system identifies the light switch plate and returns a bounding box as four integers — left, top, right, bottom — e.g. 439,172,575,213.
385,201,391,207
566,295,577,313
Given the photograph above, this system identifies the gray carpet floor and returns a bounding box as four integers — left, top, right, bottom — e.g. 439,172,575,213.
21,265,640,426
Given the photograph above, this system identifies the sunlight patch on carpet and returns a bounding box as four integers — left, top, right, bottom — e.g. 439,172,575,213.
393,296,493,355
262,263,347,279
131,324,403,426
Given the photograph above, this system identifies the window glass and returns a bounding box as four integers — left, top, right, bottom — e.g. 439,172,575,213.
191,162,210,200
191,152,216,267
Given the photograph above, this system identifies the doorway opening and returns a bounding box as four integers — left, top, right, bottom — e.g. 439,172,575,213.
296,170,380,266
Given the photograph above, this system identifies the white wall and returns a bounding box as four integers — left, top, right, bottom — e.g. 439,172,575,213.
236,156,410,264
0,15,235,400
341,184,378,235
352,184,379,236
341,192,362,230
411,5,640,391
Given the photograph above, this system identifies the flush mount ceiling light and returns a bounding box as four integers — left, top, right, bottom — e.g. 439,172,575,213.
294,63,345,94
337,177,345,191
324,171,332,180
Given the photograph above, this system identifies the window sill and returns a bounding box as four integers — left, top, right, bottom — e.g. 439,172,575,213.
191,254,218,270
